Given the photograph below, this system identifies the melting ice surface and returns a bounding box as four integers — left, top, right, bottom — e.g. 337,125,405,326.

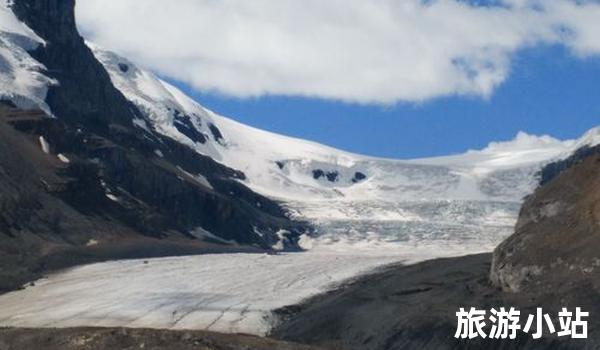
0,199,533,335
0,212,512,335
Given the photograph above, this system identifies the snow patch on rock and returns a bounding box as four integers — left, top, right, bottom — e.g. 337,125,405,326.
57,153,70,163
38,136,49,154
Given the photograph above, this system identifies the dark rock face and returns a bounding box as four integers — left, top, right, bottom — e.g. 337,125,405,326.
117,63,129,73
312,169,338,182
0,106,303,292
325,171,338,182
491,146,600,293
209,123,224,143
352,171,367,183
539,145,600,186
12,0,138,129
312,169,325,179
173,110,207,144
0,99,17,108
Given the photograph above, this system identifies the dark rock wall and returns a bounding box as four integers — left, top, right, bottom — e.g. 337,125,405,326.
539,144,600,186
12,0,137,128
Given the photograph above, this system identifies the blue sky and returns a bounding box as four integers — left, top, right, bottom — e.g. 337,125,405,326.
78,0,600,159
169,44,600,159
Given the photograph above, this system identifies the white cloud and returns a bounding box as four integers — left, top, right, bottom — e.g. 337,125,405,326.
76,0,600,104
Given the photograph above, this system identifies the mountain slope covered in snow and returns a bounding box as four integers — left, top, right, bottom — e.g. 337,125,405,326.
89,42,600,253
2,0,600,253
94,42,593,205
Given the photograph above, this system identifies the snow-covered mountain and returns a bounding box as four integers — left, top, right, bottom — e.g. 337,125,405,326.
1,0,599,253
3,0,600,337
93,44,593,205
87,41,600,258
90,43,600,250
93,41,600,205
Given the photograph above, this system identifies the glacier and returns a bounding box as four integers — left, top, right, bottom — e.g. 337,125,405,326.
1,1,600,336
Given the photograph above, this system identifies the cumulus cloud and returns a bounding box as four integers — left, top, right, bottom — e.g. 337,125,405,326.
76,0,600,104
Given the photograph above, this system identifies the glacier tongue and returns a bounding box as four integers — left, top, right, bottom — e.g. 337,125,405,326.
0,244,489,335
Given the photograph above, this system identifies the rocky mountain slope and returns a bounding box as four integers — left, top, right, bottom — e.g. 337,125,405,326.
0,94,294,293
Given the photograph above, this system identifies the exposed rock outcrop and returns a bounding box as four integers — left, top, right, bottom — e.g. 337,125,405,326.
11,0,137,128
491,146,600,293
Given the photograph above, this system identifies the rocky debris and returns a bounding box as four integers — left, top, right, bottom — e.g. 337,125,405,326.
117,63,129,73
0,327,322,350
